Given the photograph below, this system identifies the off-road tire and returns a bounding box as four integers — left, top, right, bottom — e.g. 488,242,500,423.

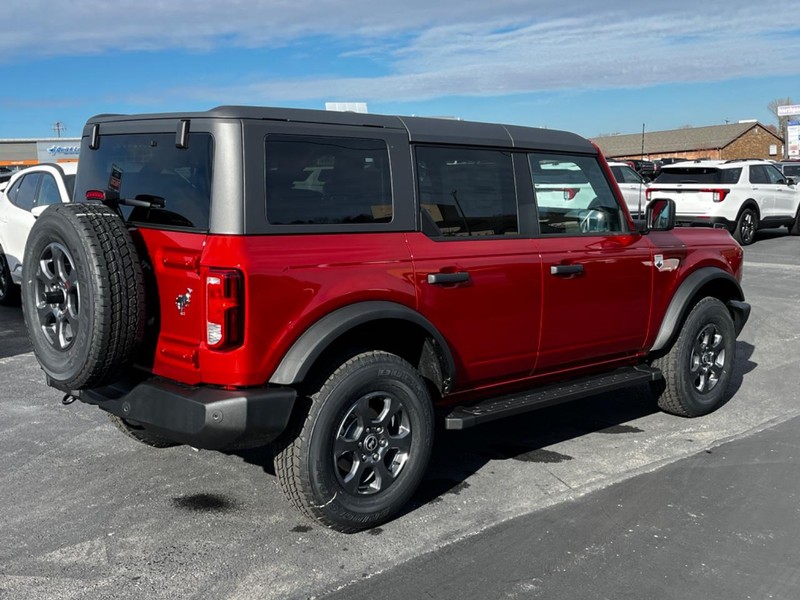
651,297,736,417
0,250,19,306
273,351,434,533
107,414,179,448
21,203,145,390
733,206,757,245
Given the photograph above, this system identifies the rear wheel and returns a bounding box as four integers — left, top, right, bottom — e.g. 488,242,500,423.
0,250,19,306
651,297,736,417
274,351,434,532
733,207,757,245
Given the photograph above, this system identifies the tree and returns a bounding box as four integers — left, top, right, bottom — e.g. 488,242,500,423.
767,97,795,141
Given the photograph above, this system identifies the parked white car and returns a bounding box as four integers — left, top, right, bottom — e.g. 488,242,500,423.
607,161,648,217
646,159,800,245
0,162,77,304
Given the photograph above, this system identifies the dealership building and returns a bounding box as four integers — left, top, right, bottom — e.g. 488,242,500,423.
0,138,81,167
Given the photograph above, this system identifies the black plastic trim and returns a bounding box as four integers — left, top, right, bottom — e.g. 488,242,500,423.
445,366,661,429
270,301,456,388
81,379,296,450
651,267,746,353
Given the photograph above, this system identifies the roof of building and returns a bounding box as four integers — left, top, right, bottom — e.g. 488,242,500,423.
591,122,780,157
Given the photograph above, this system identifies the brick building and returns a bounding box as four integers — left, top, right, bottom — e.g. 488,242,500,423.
592,122,783,162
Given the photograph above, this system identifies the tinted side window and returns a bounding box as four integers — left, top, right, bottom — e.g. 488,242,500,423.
612,165,644,184
76,133,213,230
415,146,518,237
765,164,786,184
749,165,769,184
37,174,62,207
530,154,625,235
265,135,392,226
13,173,41,211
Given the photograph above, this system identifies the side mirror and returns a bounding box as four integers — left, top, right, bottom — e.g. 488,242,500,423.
642,198,675,232
786,176,795,186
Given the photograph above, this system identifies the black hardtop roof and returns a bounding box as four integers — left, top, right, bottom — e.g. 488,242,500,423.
84,105,596,155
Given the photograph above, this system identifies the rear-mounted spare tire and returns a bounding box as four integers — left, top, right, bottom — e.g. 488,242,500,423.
22,203,145,391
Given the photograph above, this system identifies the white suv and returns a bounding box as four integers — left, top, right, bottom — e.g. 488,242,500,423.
646,159,800,245
607,161,648,217
0,162,77,304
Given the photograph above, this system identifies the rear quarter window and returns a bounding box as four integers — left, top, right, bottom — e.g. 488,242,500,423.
265,135,392,226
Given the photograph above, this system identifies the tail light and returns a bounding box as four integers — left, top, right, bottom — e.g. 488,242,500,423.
553,187,579,201
701,188,730,202
206,269,242,349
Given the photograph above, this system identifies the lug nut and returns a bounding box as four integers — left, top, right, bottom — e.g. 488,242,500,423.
372,453,379,460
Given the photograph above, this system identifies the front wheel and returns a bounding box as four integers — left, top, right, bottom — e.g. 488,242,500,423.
651,297,736,417
274,351,434,532
733,207,757,245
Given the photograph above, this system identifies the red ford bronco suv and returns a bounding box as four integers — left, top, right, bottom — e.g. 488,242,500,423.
22,107,750,532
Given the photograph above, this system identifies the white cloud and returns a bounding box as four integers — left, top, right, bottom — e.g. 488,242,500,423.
5,0,799,102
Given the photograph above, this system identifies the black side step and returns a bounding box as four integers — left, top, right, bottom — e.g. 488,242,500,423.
444,366,662,430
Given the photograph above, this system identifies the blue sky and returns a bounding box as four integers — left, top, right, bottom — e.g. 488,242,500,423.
2,0,798,140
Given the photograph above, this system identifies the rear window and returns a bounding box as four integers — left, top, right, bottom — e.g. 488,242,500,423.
654,167,741,185
265,135,392,226
76,133,213,230
782,164,800,178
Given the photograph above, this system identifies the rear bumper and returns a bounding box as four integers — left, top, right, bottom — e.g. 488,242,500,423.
80,378,296,450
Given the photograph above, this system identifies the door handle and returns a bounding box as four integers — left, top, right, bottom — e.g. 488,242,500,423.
427,272,471,285
550,264,584,276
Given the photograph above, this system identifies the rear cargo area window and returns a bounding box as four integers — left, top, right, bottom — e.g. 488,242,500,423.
655,167,741,185
76,133,213,230
415,146,518,237
265,135,392,226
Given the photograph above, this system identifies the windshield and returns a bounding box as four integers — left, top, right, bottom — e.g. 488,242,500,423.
654,167,741,185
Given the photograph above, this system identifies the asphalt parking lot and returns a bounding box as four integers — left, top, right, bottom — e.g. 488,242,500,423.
1,228,798,600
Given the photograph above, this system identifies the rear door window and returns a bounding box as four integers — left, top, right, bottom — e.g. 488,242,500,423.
415,146,518,237
11,173,41,211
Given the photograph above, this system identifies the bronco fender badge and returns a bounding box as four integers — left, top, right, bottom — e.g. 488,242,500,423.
653,254,680,272
175,288,193,316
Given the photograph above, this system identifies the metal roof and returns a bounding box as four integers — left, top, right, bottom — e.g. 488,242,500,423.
591,122,780,157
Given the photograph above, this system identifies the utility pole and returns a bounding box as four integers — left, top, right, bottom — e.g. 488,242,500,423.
641,123,645,159
52,121,66,138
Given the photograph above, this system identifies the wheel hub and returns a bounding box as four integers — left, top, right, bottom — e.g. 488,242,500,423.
334,393,411,495
34,242,80,350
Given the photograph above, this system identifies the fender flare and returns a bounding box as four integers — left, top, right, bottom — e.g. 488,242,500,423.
269,301,456,388
650,266,745,353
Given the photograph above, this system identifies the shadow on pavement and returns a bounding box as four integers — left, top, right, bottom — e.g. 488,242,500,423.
0,304,31,359
232,341,759,515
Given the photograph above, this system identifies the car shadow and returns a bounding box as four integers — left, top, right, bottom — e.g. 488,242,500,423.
232,341,758,518
408,340,757,512
0,304,31,359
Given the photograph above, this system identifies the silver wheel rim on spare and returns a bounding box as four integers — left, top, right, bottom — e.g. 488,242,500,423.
333,391,412,495
34,242,80,350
